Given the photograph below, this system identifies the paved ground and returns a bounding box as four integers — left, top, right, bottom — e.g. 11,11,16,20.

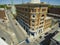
6,10,27,43
0,25,12,45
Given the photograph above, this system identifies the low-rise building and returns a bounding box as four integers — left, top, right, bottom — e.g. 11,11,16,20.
48,7,60,27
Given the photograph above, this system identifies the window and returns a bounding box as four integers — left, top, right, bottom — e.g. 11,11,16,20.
25,8,27,11
32,15,35,17
32,20,35,22
59,23,60,27
39,26,43,28
32,9,36,12
32,28,34,30
39,29,42,33
41,14,44,17
52,28,54,30
40,18,44,21
32,24,34,26
39,36,42,38
40,22,44,24
42,9,46,12
38,9,40,12
39,30,40,33
31,33,34,36
28,9,31,12
45,32,48,35
40,29,42,33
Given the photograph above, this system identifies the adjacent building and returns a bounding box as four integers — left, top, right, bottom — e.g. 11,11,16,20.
48,7,60,15
0,8,6,20
48,7,60,27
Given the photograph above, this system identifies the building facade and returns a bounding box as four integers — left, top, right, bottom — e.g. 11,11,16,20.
48,7,60,15
48,7,60,27
15,4,52,40
44,17,52,30
0,8,6,20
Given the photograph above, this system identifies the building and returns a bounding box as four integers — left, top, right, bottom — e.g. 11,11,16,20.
0,8,6,20
15,0,52,41
48,7,60,27
48,7,60,15
48,7,60,18
50,32,60,45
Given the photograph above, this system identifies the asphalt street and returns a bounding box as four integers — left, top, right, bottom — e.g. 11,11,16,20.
6,10,27,43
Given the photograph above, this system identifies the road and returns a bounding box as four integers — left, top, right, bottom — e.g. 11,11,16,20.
0,26,13,45
6,9,27,43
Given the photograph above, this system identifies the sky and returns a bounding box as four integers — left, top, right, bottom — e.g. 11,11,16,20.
0,0,60,5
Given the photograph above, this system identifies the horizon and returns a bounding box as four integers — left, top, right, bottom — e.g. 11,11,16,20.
0,0,60,5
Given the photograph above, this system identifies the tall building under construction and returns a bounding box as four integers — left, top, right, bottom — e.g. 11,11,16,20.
15,0,52,39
